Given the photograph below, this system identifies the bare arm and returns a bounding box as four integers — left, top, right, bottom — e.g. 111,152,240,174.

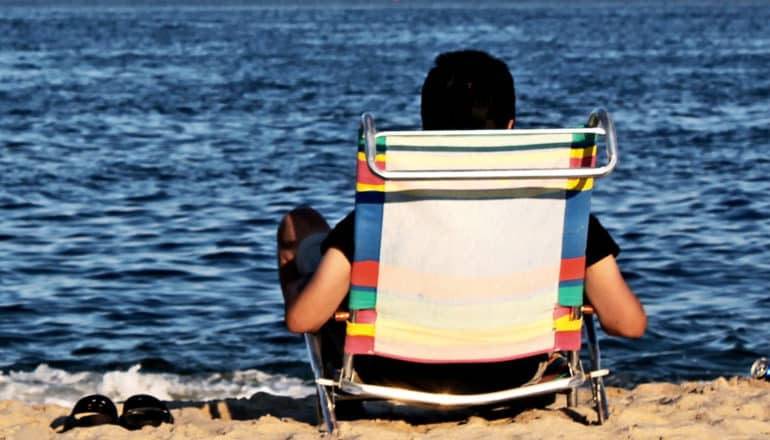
284,247,351,334
584,254,646,338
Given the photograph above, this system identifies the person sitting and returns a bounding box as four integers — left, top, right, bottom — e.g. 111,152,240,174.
277,50,646,393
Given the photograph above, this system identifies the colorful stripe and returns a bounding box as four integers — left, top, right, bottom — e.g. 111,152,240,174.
349,288,377,310
367,179,589,193
370,262,562,303
384,148,585,169
373,316,553,345
561,191,591,258
554,330,581,351
346,128,598,359
349,145,384,313
382,188,571,203
352,205,382,261
357,151,386,162
556,134,593,309
361,179,592,202
382,132,580,149
559,257,586,282
373,339,554,364
345,335,374,354
553,306,582,350
554,314,582,332
347,322,375,337
373,294,557,331
350,261,379,287
558,282,584,307
356,154,385,186
356,309,377,323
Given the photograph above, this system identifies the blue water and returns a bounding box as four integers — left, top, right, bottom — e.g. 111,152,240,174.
1,0,769,405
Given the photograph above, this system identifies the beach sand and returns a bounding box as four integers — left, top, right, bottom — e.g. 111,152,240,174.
2,377,769,439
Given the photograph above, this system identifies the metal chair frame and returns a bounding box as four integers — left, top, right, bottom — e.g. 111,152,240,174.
305,109,617,432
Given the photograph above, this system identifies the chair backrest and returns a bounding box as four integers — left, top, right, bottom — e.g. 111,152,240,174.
345,112,615,364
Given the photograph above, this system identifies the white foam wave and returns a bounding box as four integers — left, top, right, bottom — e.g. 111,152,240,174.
0,364,314,407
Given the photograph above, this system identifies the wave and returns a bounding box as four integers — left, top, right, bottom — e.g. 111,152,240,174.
0,364,314,407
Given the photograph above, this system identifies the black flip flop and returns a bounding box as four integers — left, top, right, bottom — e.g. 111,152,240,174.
54,394,119,432
118,394,174,430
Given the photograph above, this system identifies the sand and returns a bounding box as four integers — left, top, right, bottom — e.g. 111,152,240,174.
2,377,769,439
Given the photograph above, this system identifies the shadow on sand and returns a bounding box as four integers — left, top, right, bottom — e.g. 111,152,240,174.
162,391,576,428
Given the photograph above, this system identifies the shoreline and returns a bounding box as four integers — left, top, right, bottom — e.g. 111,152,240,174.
2,377,769,439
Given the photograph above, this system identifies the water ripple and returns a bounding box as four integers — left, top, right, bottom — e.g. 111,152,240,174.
1,2,769,387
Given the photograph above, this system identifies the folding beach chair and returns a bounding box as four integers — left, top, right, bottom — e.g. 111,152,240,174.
305,109,618,432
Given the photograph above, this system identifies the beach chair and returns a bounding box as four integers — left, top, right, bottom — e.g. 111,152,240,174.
305,109,618,432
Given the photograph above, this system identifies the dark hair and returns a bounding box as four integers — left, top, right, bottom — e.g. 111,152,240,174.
420,50,515,130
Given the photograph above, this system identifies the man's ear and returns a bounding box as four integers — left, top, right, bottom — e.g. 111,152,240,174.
507,119,515,129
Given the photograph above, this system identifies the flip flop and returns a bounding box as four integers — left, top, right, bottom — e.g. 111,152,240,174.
118,394,174,430
55,394,119,432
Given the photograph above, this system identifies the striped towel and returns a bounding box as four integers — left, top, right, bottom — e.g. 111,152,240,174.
346,129,596,363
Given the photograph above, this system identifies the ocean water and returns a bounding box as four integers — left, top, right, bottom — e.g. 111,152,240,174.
1,0,769,406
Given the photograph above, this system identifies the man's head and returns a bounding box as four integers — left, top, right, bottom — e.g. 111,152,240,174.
421,50,515,130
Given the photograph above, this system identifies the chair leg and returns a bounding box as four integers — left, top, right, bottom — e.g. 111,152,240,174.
304,333,338,433
566,351,580,407
584,314,610,423
567,388,578,408
591,376,608,425
314,382,338,432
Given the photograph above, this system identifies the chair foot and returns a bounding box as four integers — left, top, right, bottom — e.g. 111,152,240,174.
591,376,609,424
314,383,338,433
567,388,578,408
